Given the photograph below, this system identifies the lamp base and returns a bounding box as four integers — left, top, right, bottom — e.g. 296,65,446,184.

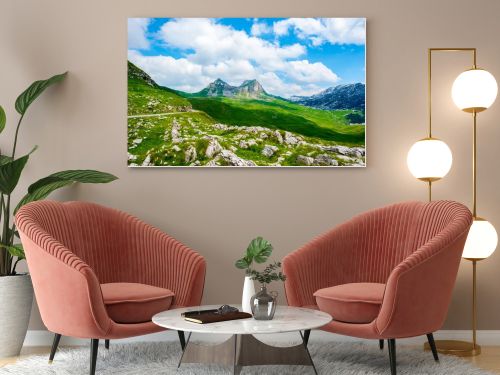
423,340,481,357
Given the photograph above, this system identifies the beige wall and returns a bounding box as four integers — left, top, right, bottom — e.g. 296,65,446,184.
1,0,500,331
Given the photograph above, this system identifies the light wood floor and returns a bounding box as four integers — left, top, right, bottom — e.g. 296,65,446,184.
2,345,500,372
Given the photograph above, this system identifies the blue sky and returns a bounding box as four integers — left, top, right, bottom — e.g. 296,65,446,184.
128,18,365,98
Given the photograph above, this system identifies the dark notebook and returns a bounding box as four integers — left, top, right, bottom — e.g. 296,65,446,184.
182,310,252,324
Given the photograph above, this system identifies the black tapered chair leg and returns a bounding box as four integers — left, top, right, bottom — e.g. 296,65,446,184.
303,329,311,347
379,339,384,350
426,333,439,362
105,339,110,350
90,339,99,375
388,339,396,375
177,330,186,350
48,333,62,363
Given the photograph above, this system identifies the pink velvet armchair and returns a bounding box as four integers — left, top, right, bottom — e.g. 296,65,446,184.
16,200,206,375
283,200,472,375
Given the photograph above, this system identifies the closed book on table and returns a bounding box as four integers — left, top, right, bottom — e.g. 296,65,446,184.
183,311,252,324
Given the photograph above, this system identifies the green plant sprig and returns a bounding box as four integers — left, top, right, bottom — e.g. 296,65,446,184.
248,261,286,285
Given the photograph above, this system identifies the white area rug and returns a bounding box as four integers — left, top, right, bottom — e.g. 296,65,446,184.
0,341,494,374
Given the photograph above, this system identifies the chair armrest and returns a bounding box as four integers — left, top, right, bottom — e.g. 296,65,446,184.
375,227,470,338
18,230,111,339
283,219,358,307
125,219,206,307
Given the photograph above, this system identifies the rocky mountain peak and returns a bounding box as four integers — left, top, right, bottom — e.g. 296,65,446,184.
128,61,157,87
213,78,229,86
291,83,365,111
200,78,267,98
238,79,265,97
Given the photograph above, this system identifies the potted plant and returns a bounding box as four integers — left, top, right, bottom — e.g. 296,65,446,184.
0,72,117,358
235,237,273,313
235,237,286,319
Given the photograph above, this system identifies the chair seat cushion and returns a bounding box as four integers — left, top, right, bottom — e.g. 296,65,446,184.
101,283,174,324
313,283,385,324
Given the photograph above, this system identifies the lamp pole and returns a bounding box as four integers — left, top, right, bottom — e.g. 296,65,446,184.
423,47,484,357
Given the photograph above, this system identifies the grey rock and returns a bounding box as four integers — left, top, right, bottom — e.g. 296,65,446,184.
142,154,151,166
185,145,197,163
239,139,257,149
262,145,278,158
218,150,256,166
314,154,339,166
296,155,314,166
171,120,183,144
284,132,300,145
205,137,222,158
321,145,365,158
172,145,181,152
273,131,284,144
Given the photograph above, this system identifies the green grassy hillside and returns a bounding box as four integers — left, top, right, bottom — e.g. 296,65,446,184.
128,62,191,116
187,97,364,146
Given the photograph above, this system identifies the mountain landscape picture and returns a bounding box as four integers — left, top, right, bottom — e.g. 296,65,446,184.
127,18,366,167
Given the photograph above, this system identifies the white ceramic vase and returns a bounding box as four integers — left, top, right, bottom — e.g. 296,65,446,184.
241,275,255,313
0,274,34,358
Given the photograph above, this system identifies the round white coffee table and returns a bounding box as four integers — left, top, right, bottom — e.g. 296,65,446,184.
153,305,332,374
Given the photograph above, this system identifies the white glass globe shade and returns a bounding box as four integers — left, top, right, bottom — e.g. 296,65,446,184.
452,69,498,112
462,218,498,259
407,138,453,181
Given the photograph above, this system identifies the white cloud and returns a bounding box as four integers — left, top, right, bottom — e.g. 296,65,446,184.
128,18,151,50
273,18,365,46
274,18,323,38
128,50,209,93
129,18,345,98
157,18,305,70
258,72,325,98
286,60,339,83
202,59,257,85
251,20,271,36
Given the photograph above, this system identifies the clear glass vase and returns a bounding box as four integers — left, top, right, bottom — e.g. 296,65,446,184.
250,285,278,320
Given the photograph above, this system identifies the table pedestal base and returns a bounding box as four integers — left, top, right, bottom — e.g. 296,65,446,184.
178,332,317,374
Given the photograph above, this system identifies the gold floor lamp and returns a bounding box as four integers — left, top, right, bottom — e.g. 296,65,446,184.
407,48,498,356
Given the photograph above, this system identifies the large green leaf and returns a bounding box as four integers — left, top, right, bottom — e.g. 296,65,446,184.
15,72,67,115
16,180,73,212
0,244,25,260
28,169,117,193
235,258,250,269
0,105,5,134
246,237,273,264
0,147,37,194
15,169,117,213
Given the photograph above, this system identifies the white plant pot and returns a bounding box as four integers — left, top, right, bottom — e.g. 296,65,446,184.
241,276,255,313
0,274,33,358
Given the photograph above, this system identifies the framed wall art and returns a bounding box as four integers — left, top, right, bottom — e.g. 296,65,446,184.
128,18,366,167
